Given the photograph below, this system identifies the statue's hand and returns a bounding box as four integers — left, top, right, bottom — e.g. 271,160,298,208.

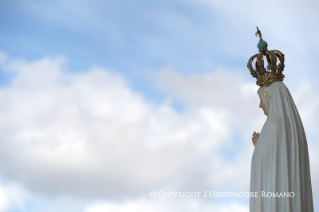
252,132,260,147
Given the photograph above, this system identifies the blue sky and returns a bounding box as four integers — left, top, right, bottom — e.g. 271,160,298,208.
0,0,250,103
0,0,319,211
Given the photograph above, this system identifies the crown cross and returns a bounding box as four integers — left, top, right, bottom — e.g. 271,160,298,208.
255,26,263,41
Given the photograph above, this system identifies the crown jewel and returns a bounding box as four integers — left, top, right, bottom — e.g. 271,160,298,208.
247,27,285,86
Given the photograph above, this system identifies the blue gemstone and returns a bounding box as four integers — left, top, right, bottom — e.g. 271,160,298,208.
257,40,268,50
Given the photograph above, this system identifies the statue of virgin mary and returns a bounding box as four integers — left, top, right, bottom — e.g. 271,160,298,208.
247,27,314,212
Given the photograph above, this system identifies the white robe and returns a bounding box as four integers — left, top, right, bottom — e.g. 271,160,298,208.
250,81,314,212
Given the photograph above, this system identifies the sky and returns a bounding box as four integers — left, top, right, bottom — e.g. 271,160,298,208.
0,0,319,211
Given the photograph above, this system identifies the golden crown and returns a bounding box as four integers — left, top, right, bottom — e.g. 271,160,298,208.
247,27,285,86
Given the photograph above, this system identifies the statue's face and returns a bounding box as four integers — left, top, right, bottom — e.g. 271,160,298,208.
259,98,267,116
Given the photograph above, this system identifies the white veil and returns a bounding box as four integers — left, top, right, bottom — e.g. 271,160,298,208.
250,81,314,212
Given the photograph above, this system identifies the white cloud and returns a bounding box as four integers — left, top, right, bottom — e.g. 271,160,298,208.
0,185,8,212
0,53,252,200
85,199,159,212
84,199,249,212
0,181,33,212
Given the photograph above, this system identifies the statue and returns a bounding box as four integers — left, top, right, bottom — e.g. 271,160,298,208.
247,27,314,212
